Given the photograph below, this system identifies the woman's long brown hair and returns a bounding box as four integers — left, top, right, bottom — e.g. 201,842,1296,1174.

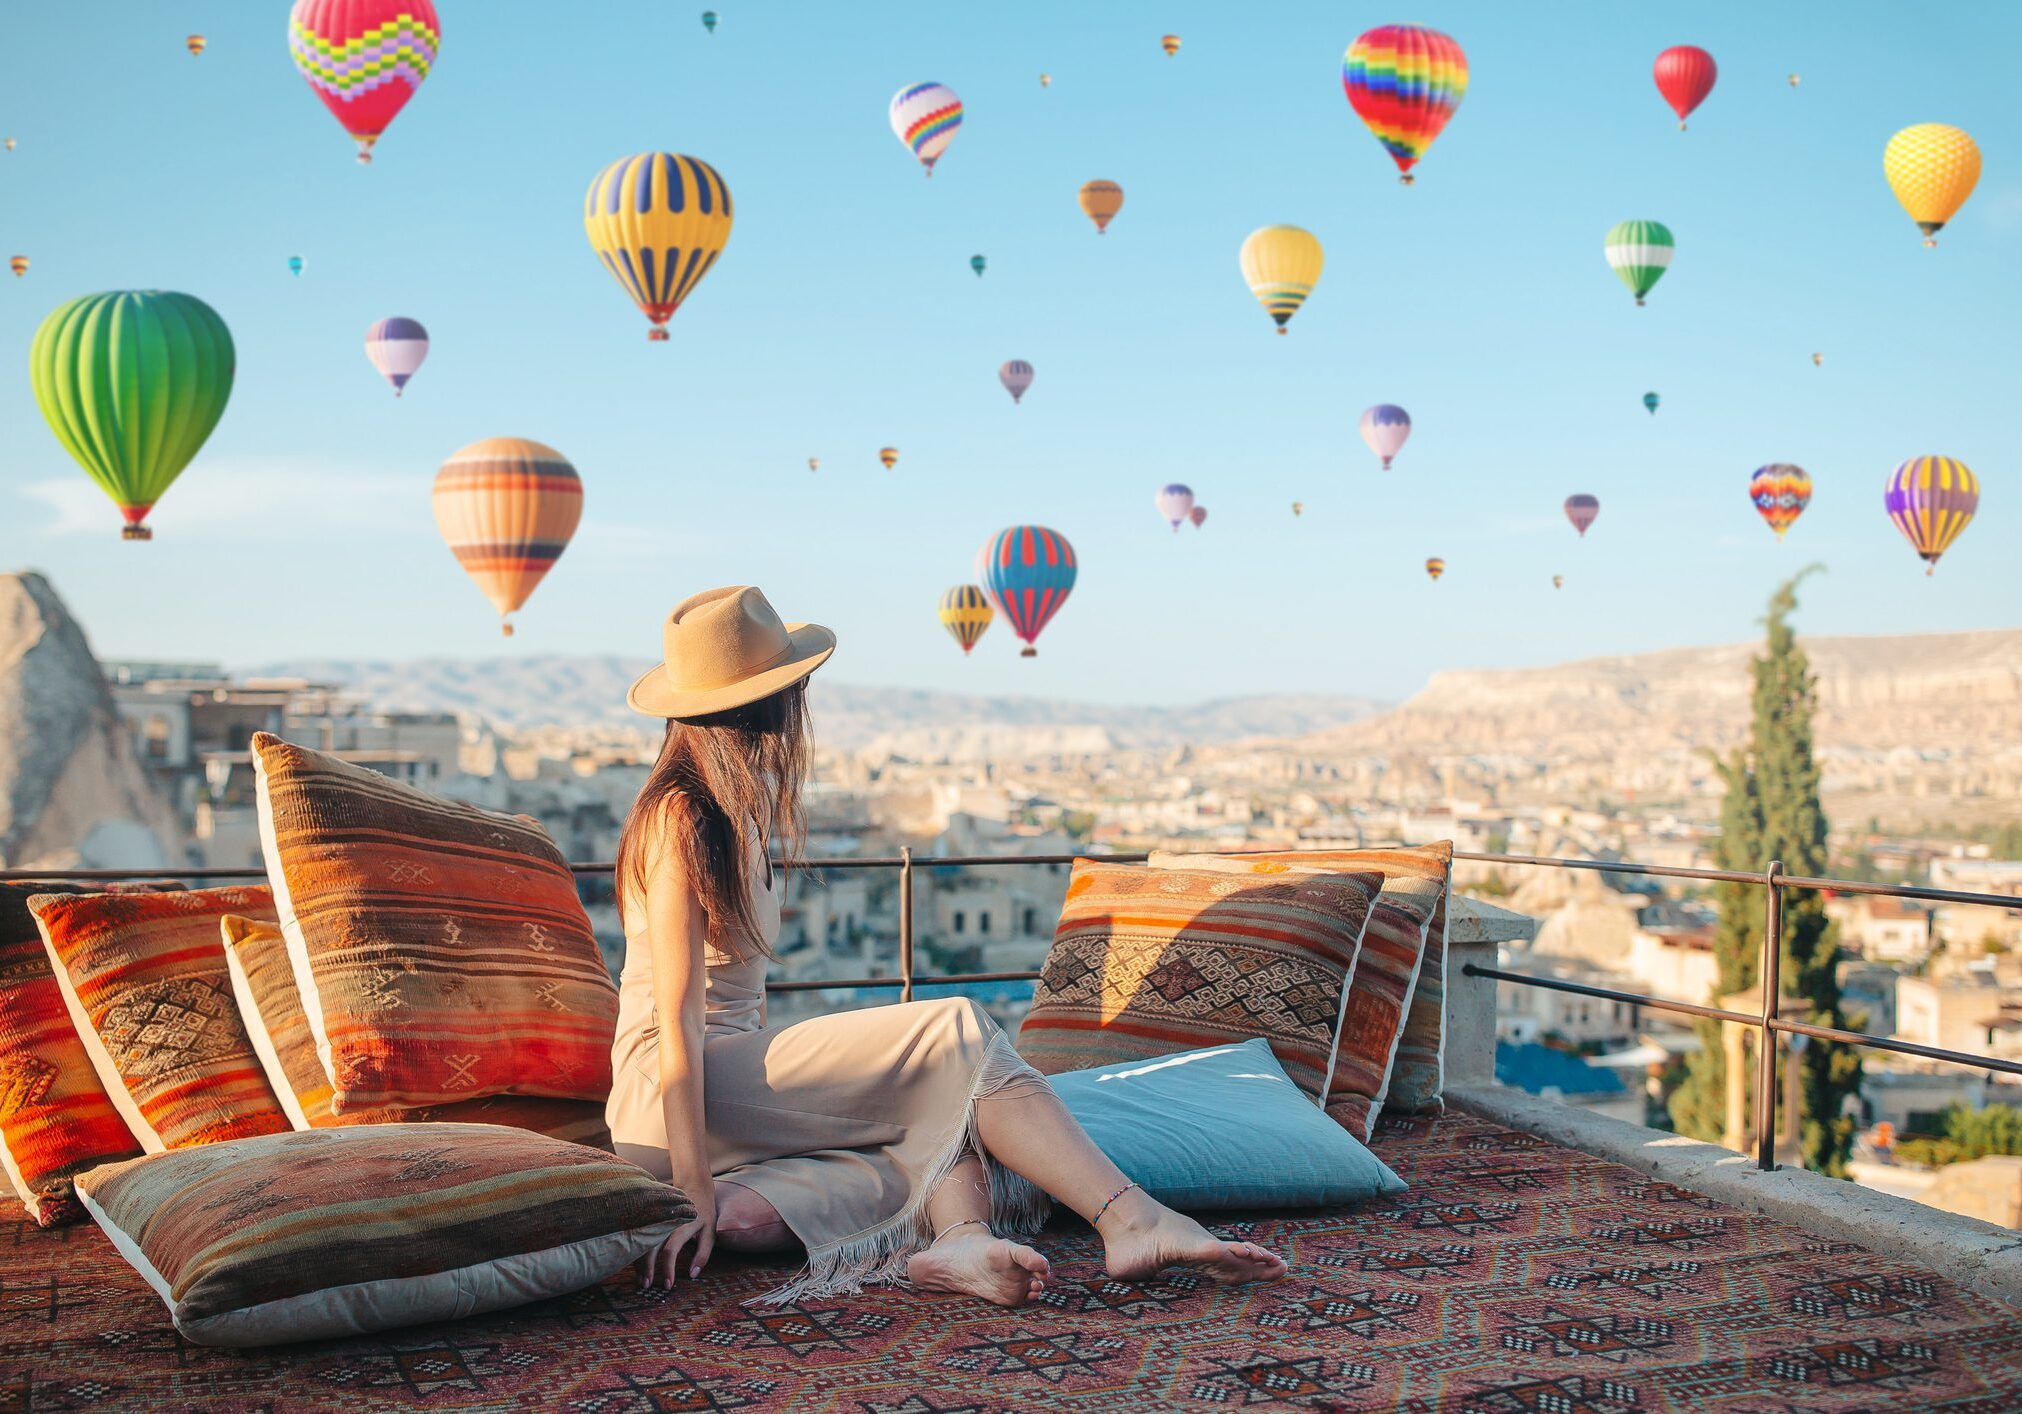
615,679,811,960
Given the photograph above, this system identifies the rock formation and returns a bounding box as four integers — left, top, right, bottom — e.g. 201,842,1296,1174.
0,572,185,870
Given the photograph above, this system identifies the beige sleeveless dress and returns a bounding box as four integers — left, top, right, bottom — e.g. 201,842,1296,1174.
607,839,1051,1302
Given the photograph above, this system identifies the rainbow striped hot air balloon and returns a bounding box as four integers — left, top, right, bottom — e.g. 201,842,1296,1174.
1605,220,1673,306
1240,225,1323,334
1155,483,1195,532
1425,557,1445,582
889,82,962,176
433,438,583,636
584,152,733,341
288,0,440,164
1360,404,1411,469
364,316,429,396
1885,456,1979,574
999,359,1033,405
879,446,899,470
1342,25,1468,184
1749,463,1812,540
1161,34,1181,57
937,585,994,656
8,256,26,278
976,526,1076,657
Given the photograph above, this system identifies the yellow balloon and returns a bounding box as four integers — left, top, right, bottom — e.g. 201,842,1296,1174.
1078,180,1123,234
1239,225,1324,335
1884,124,1980,247
584,153,734,339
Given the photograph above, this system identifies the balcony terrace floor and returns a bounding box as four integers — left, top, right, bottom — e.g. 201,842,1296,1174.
4,1111,2019,1411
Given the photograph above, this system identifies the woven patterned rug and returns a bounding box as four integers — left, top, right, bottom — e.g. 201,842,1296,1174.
3,1111,2018,1411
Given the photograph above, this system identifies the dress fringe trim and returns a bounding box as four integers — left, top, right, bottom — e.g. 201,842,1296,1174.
745,1030,1053,1305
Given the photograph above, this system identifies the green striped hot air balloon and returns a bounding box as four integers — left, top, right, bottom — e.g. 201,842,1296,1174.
1604,220,1673,306
30,291,235,540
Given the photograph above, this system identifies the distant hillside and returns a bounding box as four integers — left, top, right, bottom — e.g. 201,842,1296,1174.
242,655,1389,754
1303,629,2022,759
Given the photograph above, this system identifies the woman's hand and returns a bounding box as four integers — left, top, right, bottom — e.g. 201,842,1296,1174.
640,1202,717,1288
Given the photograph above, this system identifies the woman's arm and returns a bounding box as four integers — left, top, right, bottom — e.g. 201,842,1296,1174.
639,834,717,1285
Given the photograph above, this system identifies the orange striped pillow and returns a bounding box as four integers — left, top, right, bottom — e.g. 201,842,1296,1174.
251,732,618,1113
1015,860,1382,1102
29,886,291,1153
221,915,610,1149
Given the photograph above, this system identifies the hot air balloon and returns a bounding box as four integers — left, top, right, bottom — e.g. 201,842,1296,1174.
879,447,899,469
30,291,235,541
1240,225,1323,335
1155,484,1195,531
289,0,440,163
1078,180,1123,234
187,35,206,56
1190,506,1207,529
1788,73,1801,88
701,11,717,33
584,152,733,341
889,82,962,176
364,317,429,397
1605,220,1673,306
1749,464,1812,540
1360,404,1411,469
433,439,583,636
8,257,25,278
1885,125,1980,247
287,255,304,278
938,585,993,656
1291,501,1304,517
1564,495,1600,537
1342,25,1468,184
1812,352,1824,368
970,254,987,277
3,139,14,152
999,359,1034,405
1653,46,1716,130
1644,391,1660,415
1552,575,1564,590
1425,557,1445,582
1040,73,1051,88
976,526,1076,657
808,457,820,472
1161,34,1181,56
1885,457,1979,574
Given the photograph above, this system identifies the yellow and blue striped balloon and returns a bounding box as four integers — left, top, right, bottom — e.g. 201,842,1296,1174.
937,585,994,655
1884,456,1979,574
584,153,733,341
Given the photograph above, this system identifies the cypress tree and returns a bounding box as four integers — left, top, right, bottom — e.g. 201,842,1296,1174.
1669,572,1860,1173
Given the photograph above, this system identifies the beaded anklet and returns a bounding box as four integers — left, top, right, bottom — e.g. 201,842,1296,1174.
1091,1181,1140,1226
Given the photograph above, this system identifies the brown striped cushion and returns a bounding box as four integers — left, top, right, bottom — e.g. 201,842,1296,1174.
1223,845,1456,1115
0,883,153,1225
221,915,610,1150
1150,847,1451,1137
250,732,618,1113
29,887,290,1153
1015,860,1382,1102
75,1123,693,1347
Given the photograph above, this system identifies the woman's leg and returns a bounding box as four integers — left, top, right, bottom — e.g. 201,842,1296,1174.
713,1179,796,1254
907,1154,1051,1305
973,1085,1286,1286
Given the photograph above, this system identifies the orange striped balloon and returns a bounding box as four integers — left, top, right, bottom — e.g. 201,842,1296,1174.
433,438,584,635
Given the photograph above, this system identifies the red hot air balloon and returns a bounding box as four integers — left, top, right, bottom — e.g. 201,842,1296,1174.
1189,505,1207,529
1564,494,1600,537
1653,46,1716,131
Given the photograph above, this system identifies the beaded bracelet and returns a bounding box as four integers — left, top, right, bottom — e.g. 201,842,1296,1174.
1091,1181,1140,1226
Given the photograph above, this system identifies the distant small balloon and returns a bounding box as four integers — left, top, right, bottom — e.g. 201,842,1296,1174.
288,255,304,277
999,359,1034,405
187,34,206,56
937,584,993,656
1040,73,1051,88
1155,483,1195,532
1605,220,1673,306
1190,506,1207,529
1161,34,1181,56
1565,494,1601,537
1291,501,1304,517
808,457,820,472
1553,574,1564,590
701,11,717,33
1425,557,1445,582
1812,351,1824,367
879,446,899,469
3,139,14,152
1749,463,1812,540
971,254,987,277
1643,391,1660,415
8,256,26,278
1078,180,1124,234
364,316,428,397
1788,73,1800,88
1360,404,1412,469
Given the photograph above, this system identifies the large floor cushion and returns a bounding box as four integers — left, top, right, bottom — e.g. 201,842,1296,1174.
251,731,619,1113
1150,849,1448,1138
1016,860,1382,1101
221,915,610,1149
0,884,147,1225
29,886,290,1153
76,1123,694,1347
1050,1038,1405,1210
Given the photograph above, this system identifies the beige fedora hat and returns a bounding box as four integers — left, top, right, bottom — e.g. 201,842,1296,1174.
627,586,835,719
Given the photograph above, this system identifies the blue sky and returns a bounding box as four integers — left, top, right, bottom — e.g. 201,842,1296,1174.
0,1,2013,705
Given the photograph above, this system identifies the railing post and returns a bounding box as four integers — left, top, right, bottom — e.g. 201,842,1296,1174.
1754,859,1785,1171
898,845,915,1004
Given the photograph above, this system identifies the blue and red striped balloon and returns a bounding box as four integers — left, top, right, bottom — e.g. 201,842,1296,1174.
975,525,1076,657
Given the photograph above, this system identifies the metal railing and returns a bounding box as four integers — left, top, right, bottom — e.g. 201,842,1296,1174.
8,844,2021,1172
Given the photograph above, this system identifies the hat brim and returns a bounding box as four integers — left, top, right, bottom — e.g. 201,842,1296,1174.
626,622,836,720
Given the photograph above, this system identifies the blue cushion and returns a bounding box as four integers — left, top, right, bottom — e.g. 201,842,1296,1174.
1048,1038,1407,1210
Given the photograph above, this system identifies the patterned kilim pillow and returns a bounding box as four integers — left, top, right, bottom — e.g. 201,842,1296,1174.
1015,860,1383,1101
1149,847,1450,1138
30,886,291,1154
251,731,618,1113
76,1123,694,1347
0,883,150,1225
1217,845,1456,1115
220,915,610,1149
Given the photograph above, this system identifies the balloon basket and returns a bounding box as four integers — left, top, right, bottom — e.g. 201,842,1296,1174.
356,150,373,165
1923,237,1937,249
1276,327,1287,337
121,525,152,542
501,620,515,637
648,327,670,341
1399,174,1415,186
1635,297,1646,307
1020,647,1036,658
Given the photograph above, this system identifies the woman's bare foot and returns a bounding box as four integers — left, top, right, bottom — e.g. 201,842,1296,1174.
1099,1194,1286,1286
908,1228,1050,1307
